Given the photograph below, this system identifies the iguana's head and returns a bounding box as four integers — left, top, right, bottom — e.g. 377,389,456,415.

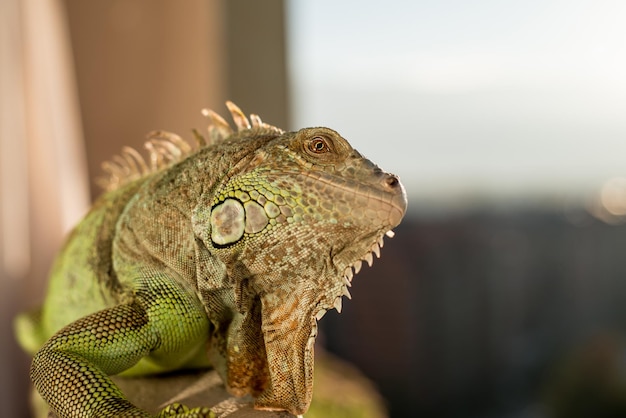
206,124,406,273
188,104,407,414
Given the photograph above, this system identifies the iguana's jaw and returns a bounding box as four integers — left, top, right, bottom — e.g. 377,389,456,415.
315,170,407,318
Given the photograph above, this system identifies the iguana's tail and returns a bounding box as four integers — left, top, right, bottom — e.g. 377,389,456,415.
14,307,46,355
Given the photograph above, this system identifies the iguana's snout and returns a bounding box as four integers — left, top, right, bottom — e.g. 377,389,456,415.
378,171,407,227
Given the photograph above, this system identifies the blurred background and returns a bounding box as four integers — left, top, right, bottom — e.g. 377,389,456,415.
2,0,626,417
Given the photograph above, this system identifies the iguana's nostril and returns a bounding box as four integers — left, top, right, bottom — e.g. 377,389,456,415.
383,174,400,190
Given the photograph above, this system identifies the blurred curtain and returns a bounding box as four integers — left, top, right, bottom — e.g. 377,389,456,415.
0,0,89,416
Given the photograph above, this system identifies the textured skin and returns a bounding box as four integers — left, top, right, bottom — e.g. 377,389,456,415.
15,103,407,417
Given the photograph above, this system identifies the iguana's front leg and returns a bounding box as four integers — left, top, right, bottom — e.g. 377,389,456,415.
30,276,211,418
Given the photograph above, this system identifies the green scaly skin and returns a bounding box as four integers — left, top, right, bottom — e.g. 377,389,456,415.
15,103,407,417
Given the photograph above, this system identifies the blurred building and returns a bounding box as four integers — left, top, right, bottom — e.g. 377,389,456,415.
323,211,626,417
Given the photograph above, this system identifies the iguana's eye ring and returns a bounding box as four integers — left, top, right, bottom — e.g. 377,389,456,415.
308,137,330,154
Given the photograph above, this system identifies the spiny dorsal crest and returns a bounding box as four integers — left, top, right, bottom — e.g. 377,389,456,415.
97,101,284,192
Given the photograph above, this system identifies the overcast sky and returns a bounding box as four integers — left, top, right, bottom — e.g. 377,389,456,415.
286,1,626,209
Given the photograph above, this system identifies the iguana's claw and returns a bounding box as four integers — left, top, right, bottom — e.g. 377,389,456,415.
158,403,214,418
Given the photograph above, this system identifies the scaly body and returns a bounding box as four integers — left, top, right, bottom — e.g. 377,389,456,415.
15,102,407,417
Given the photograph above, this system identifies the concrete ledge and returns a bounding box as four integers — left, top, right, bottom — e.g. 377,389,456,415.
114,370,295,417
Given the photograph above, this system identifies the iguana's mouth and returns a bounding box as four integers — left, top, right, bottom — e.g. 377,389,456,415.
296,170,407,227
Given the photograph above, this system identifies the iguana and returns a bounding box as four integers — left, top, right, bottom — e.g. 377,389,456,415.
14,102,407,417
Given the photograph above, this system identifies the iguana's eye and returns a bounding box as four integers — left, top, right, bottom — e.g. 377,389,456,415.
308,137,330,154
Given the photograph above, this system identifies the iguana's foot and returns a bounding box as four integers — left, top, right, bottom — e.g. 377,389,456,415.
157,403,214,417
